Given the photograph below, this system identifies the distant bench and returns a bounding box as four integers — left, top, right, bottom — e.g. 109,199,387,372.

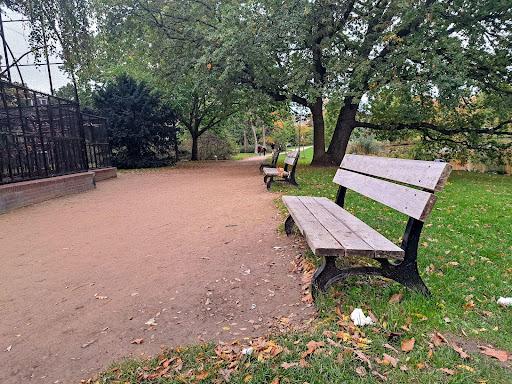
283,154,452,297
259,147,281,173
262,150,299,190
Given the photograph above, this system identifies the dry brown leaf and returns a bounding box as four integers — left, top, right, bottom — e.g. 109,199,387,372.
431,332,447,347
439,368,456,375
280,362,299,370
195,371,209,380
478,346,509,362
270,378,280,384
382,353,398,368
401,338,415,352
355,366,367,377
452,344,470,360
130,338,143,345
388,293,403,304
372,370,388,381
383,343,399,354
354,350,372,369
301,341,324,359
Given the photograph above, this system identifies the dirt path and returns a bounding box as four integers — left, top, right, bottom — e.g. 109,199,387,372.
0,159,311,384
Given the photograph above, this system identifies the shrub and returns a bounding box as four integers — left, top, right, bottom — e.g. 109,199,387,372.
182,132,237,160
93,74,178,168
349,135,382,155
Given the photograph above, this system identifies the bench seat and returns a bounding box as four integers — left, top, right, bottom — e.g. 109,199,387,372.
283,195,404,260
262,167,289,177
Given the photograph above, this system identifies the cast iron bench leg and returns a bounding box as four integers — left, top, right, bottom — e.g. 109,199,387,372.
266,176,274,190
314,218,431,297
284,215,295,236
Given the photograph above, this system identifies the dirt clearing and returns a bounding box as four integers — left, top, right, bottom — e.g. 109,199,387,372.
0,159,312,383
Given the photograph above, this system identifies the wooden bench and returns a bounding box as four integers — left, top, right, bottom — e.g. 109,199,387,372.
263,150,299,190
283,154,452,297
259,147,282,173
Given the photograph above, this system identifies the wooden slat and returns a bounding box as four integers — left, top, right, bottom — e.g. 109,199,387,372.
284,151,299,166
340,154,452,191
316,198,404,259
282,196,344,256
298,196,375,257
333,169,437,221
262,167,278,176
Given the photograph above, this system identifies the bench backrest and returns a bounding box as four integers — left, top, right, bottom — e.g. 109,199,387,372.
333,155,452,222
270,148,281,166
284,151,299,166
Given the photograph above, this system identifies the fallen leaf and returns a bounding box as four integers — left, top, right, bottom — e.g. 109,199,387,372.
383,343,399,354
372,370,388,381
354,350,372,369
243,374,252,383
401,338,415,352
270,378,280,384
457,364,475,372
355,366,367,377
478,346,509,362
452,344,470,360
195,371,209,380
281,362,299,369
439,368,456,375
388,293,403,304
5,345,12,352
382,353,398,368
431,332,447,347
131,338,143,345
301,341,324,359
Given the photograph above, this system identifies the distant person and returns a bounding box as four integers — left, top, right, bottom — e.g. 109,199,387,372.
262,146,267,156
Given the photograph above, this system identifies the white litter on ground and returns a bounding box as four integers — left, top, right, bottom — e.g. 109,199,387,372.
350,308,374,326
497,297,512,307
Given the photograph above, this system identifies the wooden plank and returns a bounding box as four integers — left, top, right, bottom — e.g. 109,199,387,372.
262,167,278,176
298,196,375,257
284,151,299,166
340,154,452,191
333,169,437,221
282,196,344,256
316,197,404,259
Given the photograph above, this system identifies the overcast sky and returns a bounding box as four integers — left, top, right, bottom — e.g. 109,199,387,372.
1,8,70,95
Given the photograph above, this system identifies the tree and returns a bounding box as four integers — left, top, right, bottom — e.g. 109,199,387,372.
210,0,512,165
93,74,179,168
5,0,93,99
92,0,243,161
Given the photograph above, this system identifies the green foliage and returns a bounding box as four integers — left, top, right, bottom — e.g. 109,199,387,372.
182,131,237,161
93,74,178,168
349,135,382,155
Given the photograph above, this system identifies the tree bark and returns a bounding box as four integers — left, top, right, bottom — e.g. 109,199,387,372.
262,125,266,147
309,97,327,166
191,134,199,161
325,97,359,165
243,128,248,152
250,119,258,154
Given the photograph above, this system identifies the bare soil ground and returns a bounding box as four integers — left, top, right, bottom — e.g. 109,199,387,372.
0,158,312,384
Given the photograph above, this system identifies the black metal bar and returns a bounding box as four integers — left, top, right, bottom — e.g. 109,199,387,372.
0,12,11,82
32,89,49,176
0,81,14,180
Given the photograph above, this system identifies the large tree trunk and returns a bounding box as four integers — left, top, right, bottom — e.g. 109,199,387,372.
250,120,258,154
324,97,359,165
309,97,327,166
243,129,248,152
191,134,199,161
262,125,266,147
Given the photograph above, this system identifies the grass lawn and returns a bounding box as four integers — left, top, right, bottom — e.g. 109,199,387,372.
97,148,511,383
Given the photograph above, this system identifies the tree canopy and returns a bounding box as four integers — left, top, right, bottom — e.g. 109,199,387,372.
7,0,512,165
